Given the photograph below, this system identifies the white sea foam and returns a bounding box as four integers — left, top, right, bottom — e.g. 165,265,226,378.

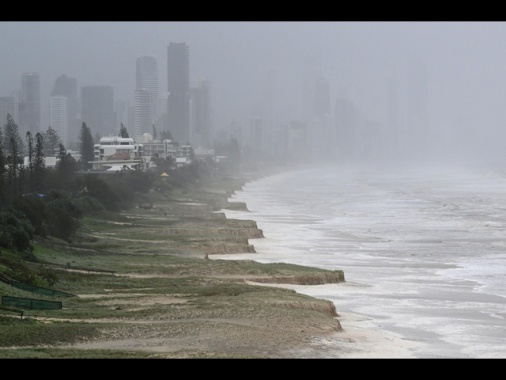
213,163,506,358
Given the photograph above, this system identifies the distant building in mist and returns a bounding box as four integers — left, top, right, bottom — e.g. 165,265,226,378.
190,79,211,148
134,89,156,139
228,120,243,146
80,85,115,138
115,99,130,133
51,74,79,144
49,95,69,147
156,94,168,134
334,92,358,160
0,96,17,127
18,72,41,136
313,76,331,120
311,76,332,156
167,42,190,144
287,121,308,158
134,55,159,139
251,118,264,154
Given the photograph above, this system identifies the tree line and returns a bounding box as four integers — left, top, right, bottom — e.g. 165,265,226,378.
0,114,213,256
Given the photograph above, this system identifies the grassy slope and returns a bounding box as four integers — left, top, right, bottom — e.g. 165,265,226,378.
0,169,345,358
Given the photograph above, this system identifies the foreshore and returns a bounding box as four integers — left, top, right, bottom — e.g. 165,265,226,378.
212,167,421,359
0,164,347,359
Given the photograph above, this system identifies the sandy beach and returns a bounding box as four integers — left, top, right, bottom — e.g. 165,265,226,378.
0,171,349,359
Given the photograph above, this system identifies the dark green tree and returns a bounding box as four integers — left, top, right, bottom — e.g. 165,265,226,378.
33,132,46,192
160,129,173,141
42,126,61,156
79,122,95,171
56,143,78,190
152,124,158,140
43,190,81,242
3,114,25,157
25,131,34,192
6,137,22,198
0,131,6,208
119,123,130,138
0,209,34,252
150,153,173,175
12,194,47,237
77,174,122,212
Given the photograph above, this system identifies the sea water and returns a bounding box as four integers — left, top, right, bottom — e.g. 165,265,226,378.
214,163,506,358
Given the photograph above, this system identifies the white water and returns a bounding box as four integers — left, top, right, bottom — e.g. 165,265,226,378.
214,163,506,358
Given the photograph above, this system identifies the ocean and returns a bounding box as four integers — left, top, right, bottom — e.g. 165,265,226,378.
213,162,506,358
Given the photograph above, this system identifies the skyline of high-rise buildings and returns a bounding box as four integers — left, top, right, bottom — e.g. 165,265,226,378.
0,42,432,163
167,42,190,144
0,42,211,153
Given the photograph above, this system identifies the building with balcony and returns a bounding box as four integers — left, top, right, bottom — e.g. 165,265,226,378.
90,136,144,171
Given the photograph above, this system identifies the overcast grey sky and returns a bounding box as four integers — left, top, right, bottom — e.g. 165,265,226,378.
2,21,506,164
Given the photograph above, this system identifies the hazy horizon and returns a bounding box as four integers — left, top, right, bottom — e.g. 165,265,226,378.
2,21,506,166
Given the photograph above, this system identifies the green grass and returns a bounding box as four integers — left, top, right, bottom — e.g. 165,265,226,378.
0,176,345,358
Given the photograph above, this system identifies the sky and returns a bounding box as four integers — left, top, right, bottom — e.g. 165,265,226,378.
2,21,506,164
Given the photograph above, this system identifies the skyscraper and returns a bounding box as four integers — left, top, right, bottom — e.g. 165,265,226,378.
134,89,156,139
51,74,79,144
19,72,41,136
80,86,115,138
134,55,159,139
167,42,190,144
190,79,211,148
49,95,69,147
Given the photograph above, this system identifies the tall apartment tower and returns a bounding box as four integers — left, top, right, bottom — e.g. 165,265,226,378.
51,75,79,144
19,72,41,136
190,79,211,148
49,95,69,148
167,42,190,144
80,86,115,138
134,55,159,139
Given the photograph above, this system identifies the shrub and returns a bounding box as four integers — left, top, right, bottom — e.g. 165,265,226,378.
0,210,34,252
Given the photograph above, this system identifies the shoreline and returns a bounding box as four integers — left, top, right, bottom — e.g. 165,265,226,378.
0,165,348,359
214,169,420,358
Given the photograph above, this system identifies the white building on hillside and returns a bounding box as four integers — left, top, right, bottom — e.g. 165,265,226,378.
91,136,144,171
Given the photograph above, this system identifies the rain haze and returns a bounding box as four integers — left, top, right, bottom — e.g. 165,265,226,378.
2,21,506,167
3,21,506,358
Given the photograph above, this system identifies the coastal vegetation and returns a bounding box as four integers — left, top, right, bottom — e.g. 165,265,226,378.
0,117,345,358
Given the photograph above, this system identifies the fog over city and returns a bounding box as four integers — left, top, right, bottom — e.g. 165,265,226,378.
2,21,506,167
